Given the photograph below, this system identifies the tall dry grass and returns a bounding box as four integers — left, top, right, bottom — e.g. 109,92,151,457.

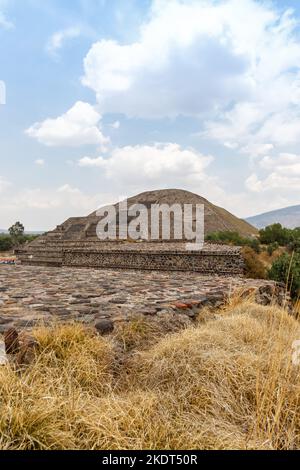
0,301,300,450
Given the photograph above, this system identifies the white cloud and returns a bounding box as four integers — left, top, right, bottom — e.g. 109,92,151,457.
80,0,300,156
76,143,300,218
111,120,120,129
224,142,239,150
77,142,297,217
200,1,300,151
245,174,264,193
241,143,274,158
13,0,300,224
0,11,13,30
82,0,255,118
259,153,298,170
35,159,45,166
0,182,116,230
0,176,11,193
246,153,300,192
78,156,104,168
46,27,81,57
78,143,214,191
26,101,110,150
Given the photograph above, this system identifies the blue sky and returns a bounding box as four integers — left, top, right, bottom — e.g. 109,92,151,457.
1,0,300,230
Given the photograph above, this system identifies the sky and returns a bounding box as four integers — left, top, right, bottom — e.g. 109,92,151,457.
1,0,300,230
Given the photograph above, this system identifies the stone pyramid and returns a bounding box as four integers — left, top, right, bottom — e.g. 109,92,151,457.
17,189,256,274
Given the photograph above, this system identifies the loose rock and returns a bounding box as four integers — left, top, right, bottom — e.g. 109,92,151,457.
95,319,114,335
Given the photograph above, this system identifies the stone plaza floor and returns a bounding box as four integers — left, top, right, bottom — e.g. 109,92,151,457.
0,265,284,332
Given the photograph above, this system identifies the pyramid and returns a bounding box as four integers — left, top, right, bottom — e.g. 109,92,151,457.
17,189,256,274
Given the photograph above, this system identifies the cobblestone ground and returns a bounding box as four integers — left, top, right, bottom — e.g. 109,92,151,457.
0,265,285,332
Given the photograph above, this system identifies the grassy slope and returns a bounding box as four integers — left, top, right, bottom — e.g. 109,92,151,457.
0,301,299,450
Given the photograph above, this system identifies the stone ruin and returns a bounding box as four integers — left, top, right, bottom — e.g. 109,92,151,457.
17,189,257,276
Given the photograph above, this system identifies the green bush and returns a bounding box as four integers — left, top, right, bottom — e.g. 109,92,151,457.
259,224,294,246
269,252,300,299
0,232,39,252
206,231,255,247
0,235,14,252
249,238,261,254
267,242,279,256
287,239,300,253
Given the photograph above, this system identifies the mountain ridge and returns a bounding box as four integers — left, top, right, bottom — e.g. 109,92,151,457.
246,204,300,229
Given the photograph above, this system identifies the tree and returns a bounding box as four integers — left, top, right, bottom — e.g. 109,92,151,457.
269,252,300,299
267,242,279,256
259,223,293,246
0,235,13,252
287,239,300,254
249,238,261,254
8,221,25,247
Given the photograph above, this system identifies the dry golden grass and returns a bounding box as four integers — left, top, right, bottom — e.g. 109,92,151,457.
294,300,300,318
258,247,286,269
112,313,191,353
0,301,300,450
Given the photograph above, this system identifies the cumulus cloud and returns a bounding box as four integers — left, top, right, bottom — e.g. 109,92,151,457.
246,153,300,192
241,143,274,158
35,159,45,166
26,101,110,150
77,142,295,217
80,0,300,155
46,27,81,57
0,182,116,230
245,174,264,193
78,143,214,191
82,0,253,118
200,1,300,151
20,0,300,221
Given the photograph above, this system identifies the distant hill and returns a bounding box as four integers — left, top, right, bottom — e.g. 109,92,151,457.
246,205,300,229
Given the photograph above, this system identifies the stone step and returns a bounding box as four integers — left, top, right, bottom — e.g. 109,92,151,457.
19,259,61,264
19,260,62,267
20,248,63,254
19,251,62,258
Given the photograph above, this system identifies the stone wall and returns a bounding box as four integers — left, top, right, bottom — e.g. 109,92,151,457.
63,249,244,275
17,239,245,276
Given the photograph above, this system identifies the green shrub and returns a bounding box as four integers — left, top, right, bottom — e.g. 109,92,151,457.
267,242,279,256
269,252,300,299
287,239,300,254
206,231,254,246
259,224,294,246
0,235,13,252
249,238,261,254
0,232,39,252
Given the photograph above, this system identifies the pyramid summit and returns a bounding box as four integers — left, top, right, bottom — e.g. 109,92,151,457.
120,189,256,237
89,189,256,237
17,189,256,274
